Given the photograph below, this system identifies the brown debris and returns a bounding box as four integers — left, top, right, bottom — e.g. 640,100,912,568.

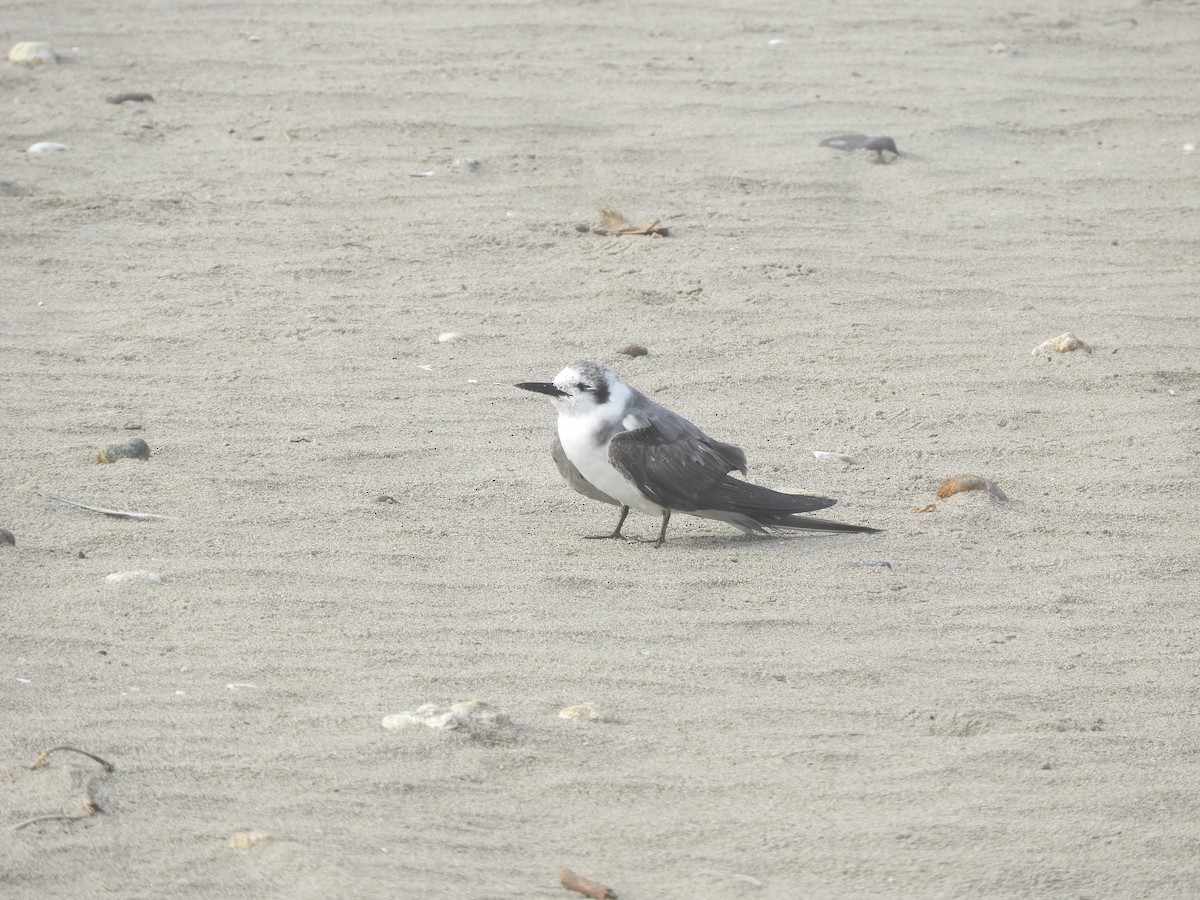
615,344,648,358
29,745,115,773
1032,332,1092,355
230,830,280,849
559,867,618,899
597,204,669,236
936,475,1007,501
12,746,113,831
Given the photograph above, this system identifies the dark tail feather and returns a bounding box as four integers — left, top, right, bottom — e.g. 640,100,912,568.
755,513,881,534
710,478,838,515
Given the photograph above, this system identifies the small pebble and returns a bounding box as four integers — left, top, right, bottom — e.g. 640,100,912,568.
229,831,278,849
559,703,615,723
0,528,15,547
615,344,648,357
7,41,56,65
105,570,164,584
106,92,155,104
95,437,151,463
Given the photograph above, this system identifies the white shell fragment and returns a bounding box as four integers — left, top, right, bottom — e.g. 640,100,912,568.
27,142,69,154
382,700,508,732
559,703,614,723
8,42,57,65
1033,332,1092,355
105,570,164,584
437,331,461,343
810,450,858,465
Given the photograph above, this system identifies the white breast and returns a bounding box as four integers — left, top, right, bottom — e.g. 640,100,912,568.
557,413,663,515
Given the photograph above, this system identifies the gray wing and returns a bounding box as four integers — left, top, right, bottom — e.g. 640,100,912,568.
551,435,621,506
609,426,835,516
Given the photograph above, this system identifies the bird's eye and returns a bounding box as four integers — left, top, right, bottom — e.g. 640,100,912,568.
576,382,590,393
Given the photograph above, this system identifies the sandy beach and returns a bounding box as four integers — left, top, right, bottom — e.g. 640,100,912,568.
3,0,1199,896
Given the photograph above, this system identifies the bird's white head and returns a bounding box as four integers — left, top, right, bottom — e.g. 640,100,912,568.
516,361,629,419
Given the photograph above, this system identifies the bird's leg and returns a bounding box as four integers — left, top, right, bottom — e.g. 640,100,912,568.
584,505,630,540
653,510,672,548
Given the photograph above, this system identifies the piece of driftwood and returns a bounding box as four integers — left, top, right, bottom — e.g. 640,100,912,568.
559,867,618,899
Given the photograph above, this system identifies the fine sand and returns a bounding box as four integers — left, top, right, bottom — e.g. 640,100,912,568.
3,1,1199,896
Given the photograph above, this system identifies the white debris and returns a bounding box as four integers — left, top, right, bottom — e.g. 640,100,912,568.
810,450,858,465
382,700,507,732
27,142,69,154
8,42,56,65
105,570,164,584
1032,332,1092,355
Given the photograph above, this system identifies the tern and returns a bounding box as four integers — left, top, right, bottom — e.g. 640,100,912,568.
517,361,880,547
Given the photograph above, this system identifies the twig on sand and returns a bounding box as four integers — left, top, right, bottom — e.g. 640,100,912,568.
559,867,618,899
12,813,92,831
32,488,180,521
12,746,113,831
29,745,115,773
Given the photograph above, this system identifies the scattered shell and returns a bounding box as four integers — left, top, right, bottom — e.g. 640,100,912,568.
437,331,461,343
95,437,151,463
1032,332,1092,355
27,142,69,154
559,703,614,723
810,450,857,465
0,528,15,547
382,700,508,732
615,344,648,357
8,42,56,65
936,475,1007,501
912,503,938,513
226,683,256,691
229,830,278,849
105,570,164,584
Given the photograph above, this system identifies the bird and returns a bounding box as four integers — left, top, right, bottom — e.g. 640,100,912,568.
516,361,880,547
